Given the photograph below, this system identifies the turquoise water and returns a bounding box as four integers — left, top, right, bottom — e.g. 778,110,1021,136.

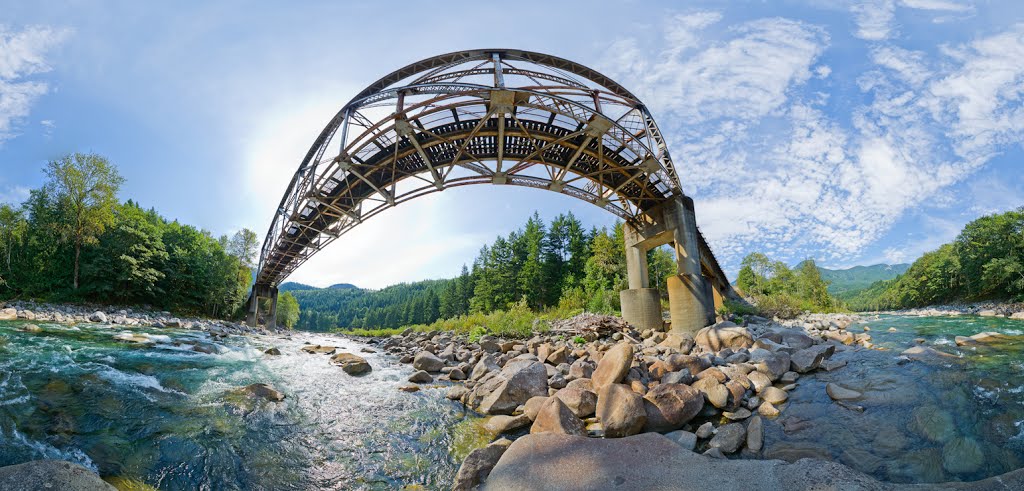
762,314,1024,483
0,320,470,490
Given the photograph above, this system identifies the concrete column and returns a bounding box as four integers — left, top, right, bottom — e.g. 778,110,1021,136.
622,222,649,290
666,196,711,334
267,288,279,330
619,288,663,331
246,291,259,327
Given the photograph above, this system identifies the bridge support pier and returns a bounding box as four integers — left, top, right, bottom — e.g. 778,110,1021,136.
618,196,714,336
247,284,278,329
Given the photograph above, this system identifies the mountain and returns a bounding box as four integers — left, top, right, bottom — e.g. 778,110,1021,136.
328,283,359,290
818,264,910,297
279,282,319,292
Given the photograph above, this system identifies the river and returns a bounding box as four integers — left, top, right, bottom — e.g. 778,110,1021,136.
1,314,1023,489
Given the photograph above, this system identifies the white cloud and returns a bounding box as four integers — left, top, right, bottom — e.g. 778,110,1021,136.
899,0,972,12
598,15,1024,274
851,0,897,41
0,25,69,144
0,184,30,204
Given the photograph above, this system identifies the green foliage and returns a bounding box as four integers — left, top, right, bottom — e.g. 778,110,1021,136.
572,335,585,344
467,326,487,343
848,208,1024,310
0,157,253,317
276,292,300,329
716,298,758,317
736,253,842,318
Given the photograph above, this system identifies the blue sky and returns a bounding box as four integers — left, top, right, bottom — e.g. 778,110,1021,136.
1,1,1022,289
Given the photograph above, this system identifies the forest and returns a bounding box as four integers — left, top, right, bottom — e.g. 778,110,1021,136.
0,153,257,318
846,208,1024,310
291,212,678,331
733,253,841,318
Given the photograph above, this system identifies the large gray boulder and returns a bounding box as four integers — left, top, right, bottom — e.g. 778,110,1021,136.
0,460,115,490
641,383,703,432
413,351,446,372
595,383,646,438
694,322,753,351
0,308,16,321
475,360,549,415
591,342,633,391
453,439,512,491
789,345,835,373
530,397,586,436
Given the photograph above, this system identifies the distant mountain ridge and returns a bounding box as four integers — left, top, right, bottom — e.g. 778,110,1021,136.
279,282,360,292
818,263,910,297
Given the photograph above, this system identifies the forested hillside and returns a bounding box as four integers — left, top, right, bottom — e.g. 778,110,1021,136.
818,263,909,297
0,153,256,317
847,208,1024,310
735,254,840,318
290,212,678,332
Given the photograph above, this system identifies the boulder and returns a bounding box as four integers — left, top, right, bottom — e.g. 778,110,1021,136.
476,360,549,415
658,333,694,352
485,415,532,435
408,370,433,383
524,396,550,421
691,377,728,409
825,383,862,401
758,401,780,418
300,345,337,355
447,386,470,401
530,397,586,436
591,342,633,391
0,460,115,491
760,386,788,405
238,383,285,402
1010,312,1024,320
747,415,764,452
595,383,646,437
471,353,500,380
567,359,594,380
21,324,42,333
911,405,956,443
413,351,446,372
708,423,746,454
902,345,956,361
664,430,697,451
264,347,281,355
641,383,703,432
694,322,753,351
750,349,791,381
789,345,834,373
0,308,16,321
89,311,108,323
331,352,372,375
941,437,984,475
453,438,512,491
554,387,597,418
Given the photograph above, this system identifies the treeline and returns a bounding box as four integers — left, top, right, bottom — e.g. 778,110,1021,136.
292,211,678,331
0,153,256,317
735,253,840,318
848,208,1024,310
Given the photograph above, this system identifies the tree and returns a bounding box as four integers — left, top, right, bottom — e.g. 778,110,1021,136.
229,228,260,269
45,153,124,290
0,204,27,285
276,292,300,328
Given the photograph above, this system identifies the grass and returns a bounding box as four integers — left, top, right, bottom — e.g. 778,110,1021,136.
340,299,572,339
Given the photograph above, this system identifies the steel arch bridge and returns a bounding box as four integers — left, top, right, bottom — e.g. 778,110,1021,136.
248,49,734,333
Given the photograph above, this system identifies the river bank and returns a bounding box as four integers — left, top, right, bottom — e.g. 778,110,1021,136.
879,301,1024,319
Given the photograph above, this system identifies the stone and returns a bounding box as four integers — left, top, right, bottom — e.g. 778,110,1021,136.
789,345,834,373
471,353,500,380
978,309,999,317
413,351,446,372
708,423,746,454
0,308,16,321
531,397,587,436
448,368,467,381
0,460,115,491
658,332,694,352
902,345,956,360
21,324,42,333
692,377,729,409
694,322,753,351
825,383,862,401
408,370,433,383
89,311,108,323
942,437,984,475
696,421,714,438
399,384,420,392
760,386,788,405
911,405,956,443
661,370,692,385
591,342,633,391
554,387,598,418
567,359,594,380
750,349,791,381
596,383,647,438
548,373,567,389
524,396,549,421
453,439,512,490
724,408,751,420
476,360,549,415
822,359,847,371
447,385,470,401
300,345,337,354
263,347,281,355
1011,312,1024,320
641,383,703,432
747,415,764,452
331,352,372,375
747,370,773,393
238,383,285,402
758,401,780,418
665,430,697,450
485,414,532,435
546,346,569,365
479,337,502,353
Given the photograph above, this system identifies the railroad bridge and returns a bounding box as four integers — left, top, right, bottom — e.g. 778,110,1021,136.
248,49,735,333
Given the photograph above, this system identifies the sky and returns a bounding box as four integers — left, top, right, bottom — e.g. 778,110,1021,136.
0,0,1022,289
